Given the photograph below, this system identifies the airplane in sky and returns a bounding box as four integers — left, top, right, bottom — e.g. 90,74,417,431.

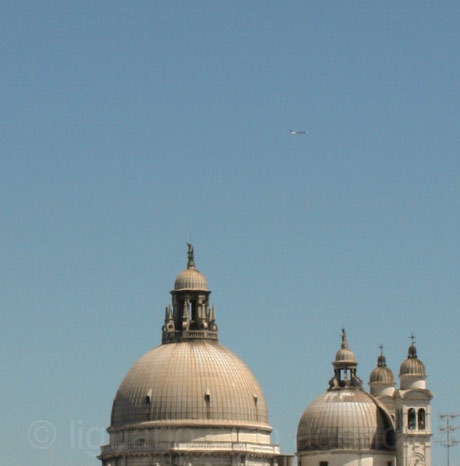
290,129,308,135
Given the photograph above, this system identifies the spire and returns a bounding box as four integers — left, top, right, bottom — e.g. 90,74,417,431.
377,344,387,367
408,333,417,358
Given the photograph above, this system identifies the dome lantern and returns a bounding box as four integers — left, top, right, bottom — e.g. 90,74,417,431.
329,329,362,389
163,244,218,344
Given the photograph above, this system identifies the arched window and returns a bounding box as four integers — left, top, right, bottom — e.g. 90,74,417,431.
418,409,426,429
408,408,416,430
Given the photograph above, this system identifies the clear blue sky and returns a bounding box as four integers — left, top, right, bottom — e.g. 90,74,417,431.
1,2,460,465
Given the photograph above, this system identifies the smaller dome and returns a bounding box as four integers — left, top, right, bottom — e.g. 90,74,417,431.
400,343,426,376
335,346,356,363
400,358,425,376
399,343,426,377
370,354,395,384
297,389,395,452
334,328,357,364
174,267,209,291
173,243,209,291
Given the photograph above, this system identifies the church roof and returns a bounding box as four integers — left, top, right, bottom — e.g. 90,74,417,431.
110,245,271,431
369,349,395,384
173,267,209,291
400,342,426,377
173,243,209,292
297,331,395,453
110,340,270,430
297,388,395,452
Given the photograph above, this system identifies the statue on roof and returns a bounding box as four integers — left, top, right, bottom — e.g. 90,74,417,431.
186,243,195,268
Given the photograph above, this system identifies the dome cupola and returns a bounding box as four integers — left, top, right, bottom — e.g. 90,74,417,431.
370,346,395,385
329,328,362,389
163,243,217,344
296,331,395,456
369,346,396,400
101,245,280,466
110,244,272,428
173,243,209,291
399,335,426,389
110,341,270,428
400,343,426,377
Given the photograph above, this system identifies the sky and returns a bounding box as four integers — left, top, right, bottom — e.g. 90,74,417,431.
1,1,460,465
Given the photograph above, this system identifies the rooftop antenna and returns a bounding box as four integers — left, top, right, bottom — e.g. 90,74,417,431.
439,413,460,466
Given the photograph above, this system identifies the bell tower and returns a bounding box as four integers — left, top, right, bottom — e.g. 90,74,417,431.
394,336,433,466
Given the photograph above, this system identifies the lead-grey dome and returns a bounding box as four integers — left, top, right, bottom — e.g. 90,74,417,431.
110,341,270,430
297,389,395,452
370,354,395,384
400,343,426,376
297,330,395,453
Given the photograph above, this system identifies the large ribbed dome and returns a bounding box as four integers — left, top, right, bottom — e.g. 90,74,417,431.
101,246,279,466
111,341,270,429
297,389,395,452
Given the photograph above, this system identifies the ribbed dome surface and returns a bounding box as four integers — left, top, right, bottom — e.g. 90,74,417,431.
297,389,395,452
174,267,208,291
400,357,426,376
370,354,395,384
111,341,269,429
335,346,356,363
400,344,426,376
370,366,395,384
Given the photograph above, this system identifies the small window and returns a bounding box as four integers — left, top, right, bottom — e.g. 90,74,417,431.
388,461,393,466
408,408,416,430
320,462,328,466
418,409,426,429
